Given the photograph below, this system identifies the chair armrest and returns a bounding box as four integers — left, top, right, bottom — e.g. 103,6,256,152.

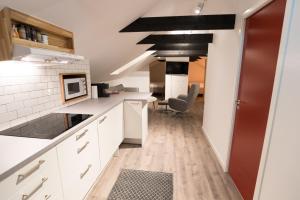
168,98,188,112
124,87,139,92
177,95,188,101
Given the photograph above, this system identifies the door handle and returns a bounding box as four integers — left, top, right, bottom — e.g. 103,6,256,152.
236,99,242,109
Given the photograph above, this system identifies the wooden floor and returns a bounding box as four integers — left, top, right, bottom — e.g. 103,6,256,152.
87,98,242,200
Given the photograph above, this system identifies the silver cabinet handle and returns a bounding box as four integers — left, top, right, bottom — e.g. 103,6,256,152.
77,141,90,154
17,160,45,185
76,129,88,141
80,164,91,179
22,177,48,200
99,116,107,124
45,195,51,200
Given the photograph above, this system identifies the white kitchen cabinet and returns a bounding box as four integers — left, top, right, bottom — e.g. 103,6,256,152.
56,120,100,200
165,74,188,100
0,148,63,200
98,103,124,172
124,101,148,146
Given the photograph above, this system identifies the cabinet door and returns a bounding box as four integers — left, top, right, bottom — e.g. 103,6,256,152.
124,101,142,140
141,102,148,145
57,120,100,200
98,103,123,172
98,114,115,172
112,103,124,147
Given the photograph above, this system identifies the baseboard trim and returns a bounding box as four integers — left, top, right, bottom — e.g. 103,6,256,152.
123,138,142,145
201,126,227,172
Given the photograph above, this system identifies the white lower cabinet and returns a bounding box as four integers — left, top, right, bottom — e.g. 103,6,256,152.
0,148,63,200
124,101,148,146
56,120,100,200
98,103,124,172
1,102,126,200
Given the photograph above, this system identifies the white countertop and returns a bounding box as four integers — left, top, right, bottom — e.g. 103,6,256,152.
0,92,152,182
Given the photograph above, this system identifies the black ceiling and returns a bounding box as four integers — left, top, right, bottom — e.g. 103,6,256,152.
147,43,209,51
120,15,236,32
137,34,213,44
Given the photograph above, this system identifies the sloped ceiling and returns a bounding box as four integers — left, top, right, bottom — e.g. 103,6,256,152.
0,0,238,81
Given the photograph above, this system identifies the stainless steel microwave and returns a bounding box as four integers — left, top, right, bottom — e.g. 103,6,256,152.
60,74,87,102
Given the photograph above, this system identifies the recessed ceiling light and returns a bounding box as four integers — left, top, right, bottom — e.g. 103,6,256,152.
194,1,206,15
194,7,201,15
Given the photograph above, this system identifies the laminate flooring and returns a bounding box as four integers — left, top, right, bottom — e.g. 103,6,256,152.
87,98,242,200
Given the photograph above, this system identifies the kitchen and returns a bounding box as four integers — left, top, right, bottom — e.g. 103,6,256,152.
1,0,299,200
0,7,151,200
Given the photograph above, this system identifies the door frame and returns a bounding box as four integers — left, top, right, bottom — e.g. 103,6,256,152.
226,0,295,199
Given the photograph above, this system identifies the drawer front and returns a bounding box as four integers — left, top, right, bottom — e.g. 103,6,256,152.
57,120,100,200
0,148,63,200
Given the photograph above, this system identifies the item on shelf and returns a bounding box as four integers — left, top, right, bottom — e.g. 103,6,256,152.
30,27,37,42
17,24,26,39
41,33,48,44
25,25,31,40
36,31,42,43
11,24,19,38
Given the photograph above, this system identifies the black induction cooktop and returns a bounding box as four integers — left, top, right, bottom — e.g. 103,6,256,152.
0,113,93,139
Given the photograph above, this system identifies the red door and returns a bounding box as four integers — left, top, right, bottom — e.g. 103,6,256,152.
228,0,287,200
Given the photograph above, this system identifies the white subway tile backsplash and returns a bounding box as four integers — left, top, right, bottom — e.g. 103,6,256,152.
17,107,33,118
4,85,20,94
7,102,24,112
0,111,17,124
0,95,14,105
47,82,59,89
23,98,39,107
29,90,45,98
0,61,91,131
0,105,7,114
32,103,46,113
0,88,4,95
14,93,30,101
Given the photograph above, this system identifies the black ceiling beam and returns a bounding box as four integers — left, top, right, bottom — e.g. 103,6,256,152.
137,34,213,44
190,56,202,62
147,43,208,51
155,56,202,62
154,54,206,57
153,50,207,57
120,15,236,32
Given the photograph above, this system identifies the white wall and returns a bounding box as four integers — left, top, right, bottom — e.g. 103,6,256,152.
108,71,150,93
257,1,300,199
0,61,91,131
202,0,262,171
202,30,240,170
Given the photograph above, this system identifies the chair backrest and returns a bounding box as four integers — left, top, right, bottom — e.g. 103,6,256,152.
186,84,200,107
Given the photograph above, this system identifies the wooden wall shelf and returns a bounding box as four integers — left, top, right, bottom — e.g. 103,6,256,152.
0,7,75,60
